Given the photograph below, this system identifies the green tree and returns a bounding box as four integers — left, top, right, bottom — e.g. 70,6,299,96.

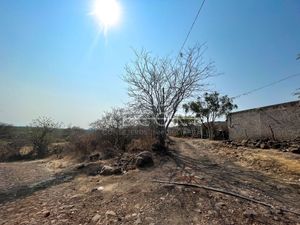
186,92,237,139
173,115,197,137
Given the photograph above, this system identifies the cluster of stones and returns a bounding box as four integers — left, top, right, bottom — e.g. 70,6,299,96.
224,137,300,154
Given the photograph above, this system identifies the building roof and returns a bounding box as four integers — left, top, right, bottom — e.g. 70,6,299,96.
228,100,300,115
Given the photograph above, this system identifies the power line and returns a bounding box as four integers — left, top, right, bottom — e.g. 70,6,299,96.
176,0,206,62
232,72,300,99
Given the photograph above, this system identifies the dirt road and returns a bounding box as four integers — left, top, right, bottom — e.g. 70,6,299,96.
0,138,299,225
0,160,53,193
171,137,300,211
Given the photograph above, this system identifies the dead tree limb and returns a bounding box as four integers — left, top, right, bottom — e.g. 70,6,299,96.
152,180,300,217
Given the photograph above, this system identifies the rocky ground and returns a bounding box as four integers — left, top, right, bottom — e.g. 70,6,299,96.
0,138,299,225
223,138,300,154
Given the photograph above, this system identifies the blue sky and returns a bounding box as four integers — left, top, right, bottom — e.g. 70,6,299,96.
0,0,299,128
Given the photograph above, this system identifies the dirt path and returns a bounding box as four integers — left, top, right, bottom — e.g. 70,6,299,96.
0,158,79,204
0,138,299,225
0,160,53,193
170,138,300,211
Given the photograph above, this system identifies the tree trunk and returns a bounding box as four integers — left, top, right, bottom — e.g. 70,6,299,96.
157,115,166,147
157,87,166,148
158,126,166,147
208,123,215,140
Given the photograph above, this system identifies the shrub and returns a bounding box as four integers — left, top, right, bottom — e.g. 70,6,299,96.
30,117,61,158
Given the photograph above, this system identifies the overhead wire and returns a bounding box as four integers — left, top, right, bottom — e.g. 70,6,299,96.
232,72,300,99
174,0,206,64
172,1,299,101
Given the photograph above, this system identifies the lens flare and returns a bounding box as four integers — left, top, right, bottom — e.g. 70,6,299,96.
90,0,121,34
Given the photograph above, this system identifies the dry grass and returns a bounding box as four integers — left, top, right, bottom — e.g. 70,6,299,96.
245,151,300,177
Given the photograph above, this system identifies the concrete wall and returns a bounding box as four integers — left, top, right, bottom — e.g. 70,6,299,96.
228,101,300,141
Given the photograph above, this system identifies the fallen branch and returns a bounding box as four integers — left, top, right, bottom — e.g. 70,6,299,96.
153,180,300,217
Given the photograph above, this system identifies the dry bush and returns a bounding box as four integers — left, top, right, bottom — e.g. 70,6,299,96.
0,141,38,162
0,143,22,162
0,123,13,139
68,125,155,160
70,133,96,155
67,107,157,160
67,132,116,160
126,133,156,153
19,146,34,157
30,117,61,158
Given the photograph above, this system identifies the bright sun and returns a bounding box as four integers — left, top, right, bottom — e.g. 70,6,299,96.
90,0,121,33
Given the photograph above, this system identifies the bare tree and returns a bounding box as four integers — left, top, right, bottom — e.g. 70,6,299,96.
91,108,126,131
123,46,214,148
90,107,135,149
30,117,61,158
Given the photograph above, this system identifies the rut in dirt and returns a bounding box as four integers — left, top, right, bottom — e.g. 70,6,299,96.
168,138,300,212
0,168,79,204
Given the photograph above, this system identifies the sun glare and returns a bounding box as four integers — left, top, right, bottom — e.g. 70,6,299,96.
90,0,121,34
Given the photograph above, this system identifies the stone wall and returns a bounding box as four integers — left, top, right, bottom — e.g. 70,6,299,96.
228,100,300,141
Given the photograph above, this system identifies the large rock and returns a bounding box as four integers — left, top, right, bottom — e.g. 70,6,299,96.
100,165,122,176
255,140,262,148
241,139,248,146
272,142,282,149
289,147,300,154
77,162,103,176
89,148,117,162
89,152,100,162
260,143,270,149
135,151,154,168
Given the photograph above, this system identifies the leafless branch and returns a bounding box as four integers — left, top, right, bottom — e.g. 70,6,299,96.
123,45,214,146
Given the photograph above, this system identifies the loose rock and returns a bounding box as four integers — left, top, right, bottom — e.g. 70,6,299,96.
134,217,142,225
92,214,101,222
81,162,103,176
215,202,226,209
105,210,117,217
43,211,50,218
243,209,257,218
135,151,154,168
100,165,122,176
91,186,104,192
